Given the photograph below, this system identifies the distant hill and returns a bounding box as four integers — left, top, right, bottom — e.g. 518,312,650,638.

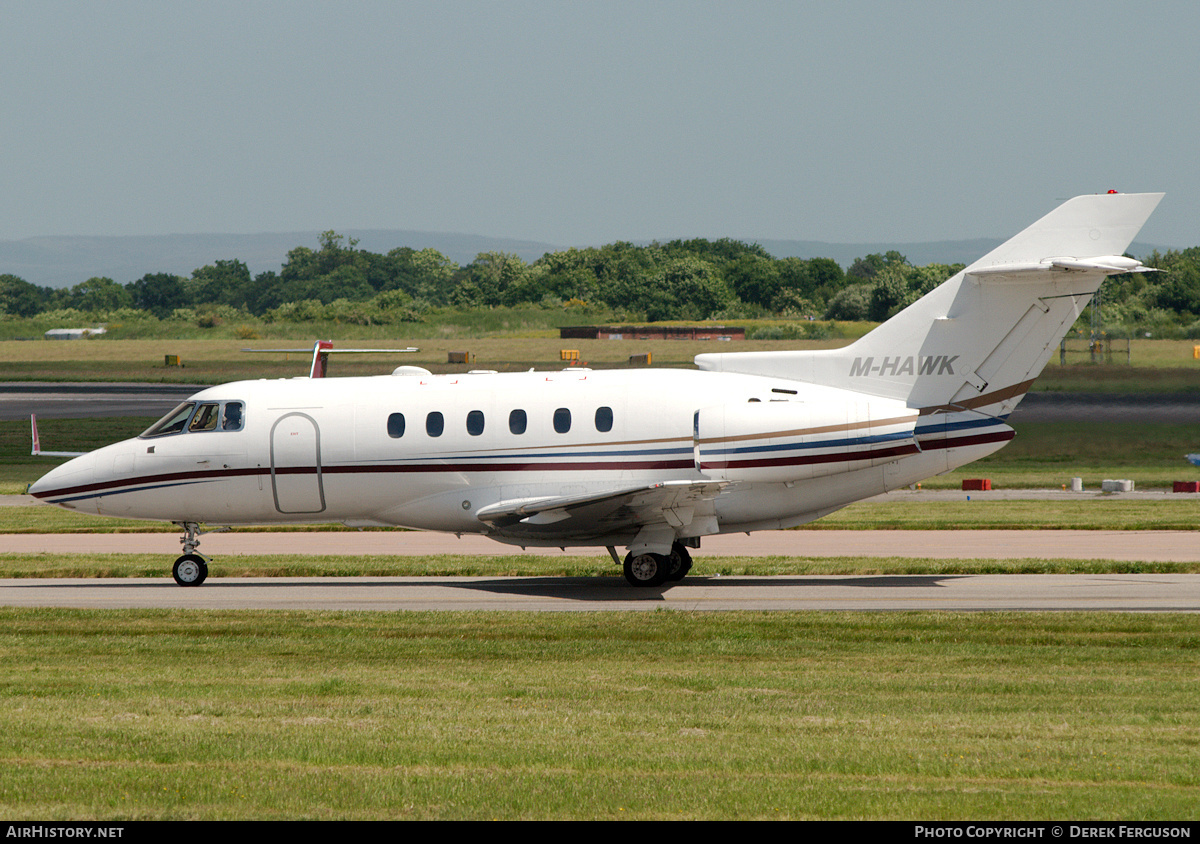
0,231,563,289
0,230,1173,289
756,238,1004,268
755,238,1171,268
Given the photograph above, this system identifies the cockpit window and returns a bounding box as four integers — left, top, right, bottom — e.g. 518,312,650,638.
141,402,196,438
141,400,246,438
189,403,220,432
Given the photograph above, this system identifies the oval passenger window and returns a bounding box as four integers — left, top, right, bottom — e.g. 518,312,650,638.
467,410,485,436
387,413,405,438
553,408,571,434
426,412,444,437
509,409,527,435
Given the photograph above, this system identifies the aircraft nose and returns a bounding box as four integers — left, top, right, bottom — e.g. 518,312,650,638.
28,453,97,508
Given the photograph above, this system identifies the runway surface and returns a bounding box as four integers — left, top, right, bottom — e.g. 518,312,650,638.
0,382,201,420
3,528,1199,611
2,573,1197,612
4,526,1199,560
5,383,1199,611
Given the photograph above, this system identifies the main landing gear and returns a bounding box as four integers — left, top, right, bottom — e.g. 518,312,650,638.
172,521,210,587
618,541,693,588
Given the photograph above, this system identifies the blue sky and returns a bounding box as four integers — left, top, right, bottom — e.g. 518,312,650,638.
2,0,1196,248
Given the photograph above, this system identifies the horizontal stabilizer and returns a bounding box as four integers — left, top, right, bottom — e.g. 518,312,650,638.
243,341,419,377
968,255,1154,278
964,192,1163,273
30,414,88,458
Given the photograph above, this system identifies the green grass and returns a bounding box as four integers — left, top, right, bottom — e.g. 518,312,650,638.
814,499,1200,531
6,334,1199,821
919,421,1200,491
0,609,1195,820
5,334,1200,390
2,552,1197,580
0,417,152,493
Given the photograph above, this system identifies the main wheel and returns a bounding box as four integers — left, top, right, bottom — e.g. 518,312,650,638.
667,542,693,582
624,551,671,587
172,554,208,587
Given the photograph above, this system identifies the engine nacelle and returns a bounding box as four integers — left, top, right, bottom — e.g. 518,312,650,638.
693,395,920,482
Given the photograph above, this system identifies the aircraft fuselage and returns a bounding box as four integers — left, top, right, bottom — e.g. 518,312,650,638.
29,367,1009,545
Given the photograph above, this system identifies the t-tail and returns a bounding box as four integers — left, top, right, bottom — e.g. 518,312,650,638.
696,192,1164,421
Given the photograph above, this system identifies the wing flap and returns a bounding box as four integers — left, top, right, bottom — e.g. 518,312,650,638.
475,480,728,543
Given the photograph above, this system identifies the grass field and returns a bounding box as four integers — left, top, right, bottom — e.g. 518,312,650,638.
2,551,1198,580
4,335,1200,389
1,609,1196,820
4,336,1197,820
916,420,1200,490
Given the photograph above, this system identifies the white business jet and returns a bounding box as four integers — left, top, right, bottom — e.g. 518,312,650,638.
29,192,1163,587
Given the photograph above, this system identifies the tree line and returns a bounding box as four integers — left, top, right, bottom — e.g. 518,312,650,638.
2,230,1200,336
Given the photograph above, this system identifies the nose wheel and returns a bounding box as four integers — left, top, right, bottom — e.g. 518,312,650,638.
171,521,221,586
173,553,209,587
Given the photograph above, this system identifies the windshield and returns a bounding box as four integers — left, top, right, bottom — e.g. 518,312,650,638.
141,400,245,438
141,402,196,438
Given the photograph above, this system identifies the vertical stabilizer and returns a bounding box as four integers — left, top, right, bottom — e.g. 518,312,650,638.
696,192,1163,416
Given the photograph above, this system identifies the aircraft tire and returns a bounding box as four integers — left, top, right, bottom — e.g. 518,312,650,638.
173,554,208,587
667,543,693,582
624,551,670,588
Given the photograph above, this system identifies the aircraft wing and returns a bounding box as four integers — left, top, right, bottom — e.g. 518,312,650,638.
473,480,728,544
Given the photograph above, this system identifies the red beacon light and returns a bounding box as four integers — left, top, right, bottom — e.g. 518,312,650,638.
1107,189,1119,194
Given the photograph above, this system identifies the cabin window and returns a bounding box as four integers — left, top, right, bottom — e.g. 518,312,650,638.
387,413,406,438
466,410,485,436
222,402,244,431
189,403,221,432
509,409,527,435
595,406,613,432
553,407,571,434
426,411,444,437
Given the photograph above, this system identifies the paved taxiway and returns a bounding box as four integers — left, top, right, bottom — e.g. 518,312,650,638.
2,573,1197,612
4,525,1200,561
0,382,201,421
6,384,1199,611
3,528,1199,611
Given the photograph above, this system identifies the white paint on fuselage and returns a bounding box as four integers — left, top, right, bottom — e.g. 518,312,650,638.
29,367,1009,546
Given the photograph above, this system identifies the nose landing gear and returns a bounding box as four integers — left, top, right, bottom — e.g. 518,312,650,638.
171,521,213,586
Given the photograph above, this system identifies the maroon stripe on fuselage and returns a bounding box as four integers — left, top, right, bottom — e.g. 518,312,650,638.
34,429,1012,503
916,430,1015,450
701,442,921,470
